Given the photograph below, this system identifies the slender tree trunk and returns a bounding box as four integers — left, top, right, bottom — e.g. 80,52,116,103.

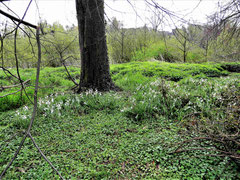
205,38,209,59
121,27,124,62
144,25,147,56
183,38,187,63
75,0,118,91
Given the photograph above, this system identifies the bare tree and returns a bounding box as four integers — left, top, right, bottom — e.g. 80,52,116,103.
218,0,240,30
200,25,214,58
206,0,240,61
173,26,189,62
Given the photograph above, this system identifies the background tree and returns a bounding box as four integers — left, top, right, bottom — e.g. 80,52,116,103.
200,25,213,58
172,26,189,62
41,22,80,67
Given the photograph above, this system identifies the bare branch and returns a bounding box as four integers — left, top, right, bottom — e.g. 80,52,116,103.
29,133,64,180
0,9,37,29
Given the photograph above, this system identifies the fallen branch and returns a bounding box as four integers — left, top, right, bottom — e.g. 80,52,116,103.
174,136,224,153
29,133,64,179
0,79,30,92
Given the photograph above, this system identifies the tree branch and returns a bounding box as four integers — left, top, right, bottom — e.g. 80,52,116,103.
0,9,37,29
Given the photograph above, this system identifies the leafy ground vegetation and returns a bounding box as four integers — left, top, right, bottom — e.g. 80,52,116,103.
0,61,240,179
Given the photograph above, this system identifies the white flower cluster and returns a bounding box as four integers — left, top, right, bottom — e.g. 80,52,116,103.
14,89,108,120
16,105,31,121
120,76,240,118
84,89,102,96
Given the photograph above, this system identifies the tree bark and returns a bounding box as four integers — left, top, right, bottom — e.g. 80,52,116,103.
75,0,118,92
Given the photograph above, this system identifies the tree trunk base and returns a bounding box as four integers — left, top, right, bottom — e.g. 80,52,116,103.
76,82,121,93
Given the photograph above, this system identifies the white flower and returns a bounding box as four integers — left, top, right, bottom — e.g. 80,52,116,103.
23,106,29,111
38,100,42,106
56,104,61,110
65,101,70,106
76,97,80,103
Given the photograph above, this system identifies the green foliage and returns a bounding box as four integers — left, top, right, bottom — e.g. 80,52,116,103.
41,22,80,67
132,41,166,61
186,47,206,63
209,24,240,62
3,21,240,69
131,38,207,63
107,24,165,63
2,22,80,68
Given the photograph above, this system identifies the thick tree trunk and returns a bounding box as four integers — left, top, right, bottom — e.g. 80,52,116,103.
75,0,118,92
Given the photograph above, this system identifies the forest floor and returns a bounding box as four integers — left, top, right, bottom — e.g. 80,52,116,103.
0,61,240,179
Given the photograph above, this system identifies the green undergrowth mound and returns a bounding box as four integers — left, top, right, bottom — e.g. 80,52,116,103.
219,62,240,72
111,61,228,82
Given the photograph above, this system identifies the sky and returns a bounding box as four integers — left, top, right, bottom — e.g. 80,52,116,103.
0,0,220,31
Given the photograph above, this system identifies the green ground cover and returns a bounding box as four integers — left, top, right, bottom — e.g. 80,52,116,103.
0,61,240,179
